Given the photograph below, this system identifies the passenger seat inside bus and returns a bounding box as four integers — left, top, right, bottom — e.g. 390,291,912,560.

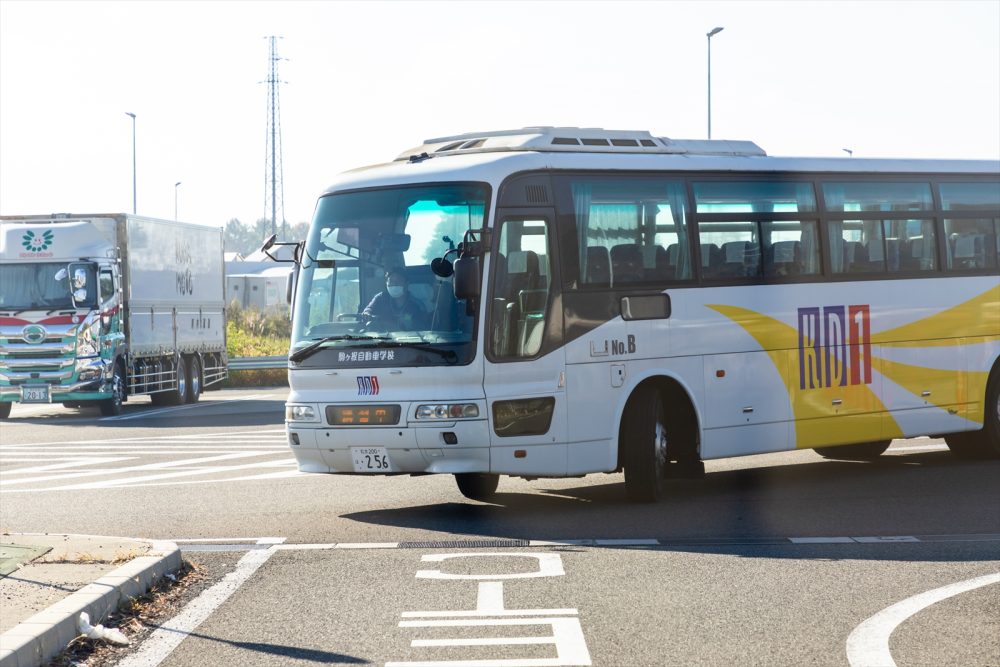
611,244,645,284
719,241,759,278
952,234,987,269
585,246,611,287
699,243,724,278
494,250,546,356
765,240,800,277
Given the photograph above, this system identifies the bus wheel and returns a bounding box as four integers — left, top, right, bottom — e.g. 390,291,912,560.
945,371,1000,459
814,441,890,461
186,355,202,404
0,402,11,419
455,473,499,501
98,363,126,417
623,385,668,503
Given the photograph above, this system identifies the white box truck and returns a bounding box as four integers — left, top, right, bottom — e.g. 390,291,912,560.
0,213,227,417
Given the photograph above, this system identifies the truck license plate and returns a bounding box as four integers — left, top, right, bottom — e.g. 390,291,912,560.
351,447,393,473
21,385,50,403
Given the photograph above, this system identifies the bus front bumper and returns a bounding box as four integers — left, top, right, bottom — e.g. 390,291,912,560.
286,419,493,475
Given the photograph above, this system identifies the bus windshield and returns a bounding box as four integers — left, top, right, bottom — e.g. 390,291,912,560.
290,183,488,367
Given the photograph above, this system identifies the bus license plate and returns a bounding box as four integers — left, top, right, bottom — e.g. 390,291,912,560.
21,385,50,403
351,447,393,473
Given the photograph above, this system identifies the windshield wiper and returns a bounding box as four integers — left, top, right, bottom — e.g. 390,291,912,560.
289,334,390,363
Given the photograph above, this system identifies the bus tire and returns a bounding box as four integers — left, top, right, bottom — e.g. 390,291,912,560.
454,473,499,501
0,402,11,419
945,370,1000,459
623,385,668,503
814,440,890,461
98,363,126,417
186,355,202,404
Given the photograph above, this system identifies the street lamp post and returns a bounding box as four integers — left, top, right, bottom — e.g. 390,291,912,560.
707,26,724,140
174,181,182,220
125,112,136,214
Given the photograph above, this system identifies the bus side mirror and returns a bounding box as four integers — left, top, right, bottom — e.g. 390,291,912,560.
286,267,297,305
453,256,479,300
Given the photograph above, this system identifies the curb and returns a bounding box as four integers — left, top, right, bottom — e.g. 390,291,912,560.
0,540,181,667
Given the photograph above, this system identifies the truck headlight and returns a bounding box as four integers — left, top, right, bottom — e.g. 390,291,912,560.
415,403,480,420
76,320,100,357
285,404,319,422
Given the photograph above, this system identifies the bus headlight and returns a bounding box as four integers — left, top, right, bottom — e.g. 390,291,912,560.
415,403,480,420
285,404,319,422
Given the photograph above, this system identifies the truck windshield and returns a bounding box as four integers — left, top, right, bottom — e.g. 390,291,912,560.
0,262,96,311
290,182,488,367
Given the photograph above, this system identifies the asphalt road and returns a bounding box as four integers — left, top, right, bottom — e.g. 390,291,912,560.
2,388,998,666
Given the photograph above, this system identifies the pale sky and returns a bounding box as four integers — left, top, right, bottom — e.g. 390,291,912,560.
1,1,998,231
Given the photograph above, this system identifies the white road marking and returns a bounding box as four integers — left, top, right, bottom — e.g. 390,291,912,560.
0,430,294,492
114,537,285,667
846,572,1000,667
0,451,272,486
4,458,299,492
98,394,272,421
0,428,285,448
2,457,134,474
889,443,948,452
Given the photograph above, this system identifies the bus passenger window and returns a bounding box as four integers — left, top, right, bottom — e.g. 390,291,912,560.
567,176,692,287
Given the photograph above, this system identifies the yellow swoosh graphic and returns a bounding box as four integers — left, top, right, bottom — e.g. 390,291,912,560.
707,304,903,448
874,285,1000,347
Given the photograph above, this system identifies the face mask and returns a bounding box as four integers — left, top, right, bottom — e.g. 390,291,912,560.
387,285,405,298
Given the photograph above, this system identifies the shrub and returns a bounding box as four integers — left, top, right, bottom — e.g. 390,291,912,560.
225,302,290,388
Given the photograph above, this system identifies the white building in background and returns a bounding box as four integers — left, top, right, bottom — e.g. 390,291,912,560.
225,245,293,311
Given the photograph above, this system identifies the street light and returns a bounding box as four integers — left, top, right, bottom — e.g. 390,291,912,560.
174,181,182,220
842,148,854,157
125,112,136,214
707,26,724,140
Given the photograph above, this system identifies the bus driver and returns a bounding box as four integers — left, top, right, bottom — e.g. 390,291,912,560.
362,268,428,331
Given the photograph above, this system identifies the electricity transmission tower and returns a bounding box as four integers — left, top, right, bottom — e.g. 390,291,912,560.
263,36,286,238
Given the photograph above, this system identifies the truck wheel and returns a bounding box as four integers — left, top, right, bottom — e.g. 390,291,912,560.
946,370,1000,459
815,440,890,461
185,356,202,404
99,364,126,417
623,385,669,503
454,473,499,501
0,402,11,419
156,358,188,406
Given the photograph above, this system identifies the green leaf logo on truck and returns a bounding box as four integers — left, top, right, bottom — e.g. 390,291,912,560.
21,230,54,253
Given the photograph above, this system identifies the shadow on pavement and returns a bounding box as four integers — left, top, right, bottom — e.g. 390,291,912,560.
162,630,370,664
340,451,1000,563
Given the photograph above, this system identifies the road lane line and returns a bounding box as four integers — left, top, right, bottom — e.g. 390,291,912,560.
1,457,134,474
114,537,285,667
846,572,1000,667
7,458,299,491
0,451,270,486
1,428,286,448
889,444,948,452
98,394,272,421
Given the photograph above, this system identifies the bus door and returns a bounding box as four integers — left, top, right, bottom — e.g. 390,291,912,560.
484,209,568,475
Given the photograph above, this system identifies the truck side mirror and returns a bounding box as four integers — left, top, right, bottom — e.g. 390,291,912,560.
453,256,479,300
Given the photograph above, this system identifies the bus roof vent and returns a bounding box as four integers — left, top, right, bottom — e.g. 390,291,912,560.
395,127,767,160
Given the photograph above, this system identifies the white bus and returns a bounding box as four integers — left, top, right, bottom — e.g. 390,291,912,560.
282,127,1000,502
